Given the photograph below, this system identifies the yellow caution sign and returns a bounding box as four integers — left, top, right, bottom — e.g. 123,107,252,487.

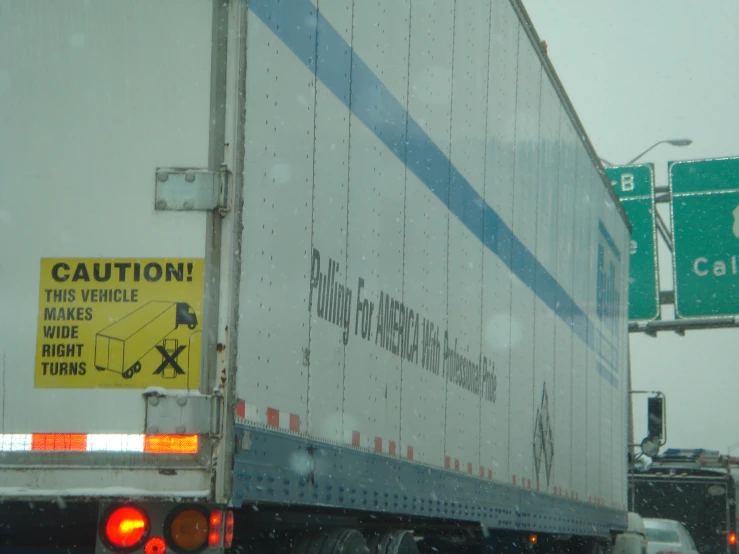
35,258,204,389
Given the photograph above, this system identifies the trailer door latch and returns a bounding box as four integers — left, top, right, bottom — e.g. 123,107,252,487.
154,164,230,212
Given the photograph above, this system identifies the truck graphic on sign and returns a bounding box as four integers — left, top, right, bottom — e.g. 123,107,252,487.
94,301,198,379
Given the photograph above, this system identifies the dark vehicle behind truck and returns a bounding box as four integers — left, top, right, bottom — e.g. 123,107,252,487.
630,449,737,554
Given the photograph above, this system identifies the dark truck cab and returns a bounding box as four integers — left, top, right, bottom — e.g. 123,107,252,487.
630,449,737,554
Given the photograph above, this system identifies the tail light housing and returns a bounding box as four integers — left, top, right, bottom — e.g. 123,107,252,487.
102,505,149,551
165,506,209,553
208,510,223,548
225,511,234,548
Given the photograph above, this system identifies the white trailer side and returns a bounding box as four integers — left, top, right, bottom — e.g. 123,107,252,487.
233,0,631,538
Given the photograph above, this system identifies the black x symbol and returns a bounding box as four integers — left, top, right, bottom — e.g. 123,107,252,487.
153,345,186,375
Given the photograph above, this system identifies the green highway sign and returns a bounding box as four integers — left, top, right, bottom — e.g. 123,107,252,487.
670,157,739,318
606,165,660,321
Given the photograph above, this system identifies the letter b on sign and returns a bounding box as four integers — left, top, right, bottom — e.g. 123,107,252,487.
620,174,635,192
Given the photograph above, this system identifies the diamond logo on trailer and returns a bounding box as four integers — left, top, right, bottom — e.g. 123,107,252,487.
534,384,554,487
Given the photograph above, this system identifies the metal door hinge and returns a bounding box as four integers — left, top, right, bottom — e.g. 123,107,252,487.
143,389,222,435
155,164,230,213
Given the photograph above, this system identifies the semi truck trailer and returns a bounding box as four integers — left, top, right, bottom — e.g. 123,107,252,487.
0,0,633,552
630,449,738,554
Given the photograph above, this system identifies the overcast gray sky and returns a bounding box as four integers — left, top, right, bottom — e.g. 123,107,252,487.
522,0,739,454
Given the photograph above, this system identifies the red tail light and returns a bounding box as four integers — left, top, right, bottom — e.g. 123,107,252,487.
208,510,223,548
730,533,737,546
225,511,234,548
104,506,149,549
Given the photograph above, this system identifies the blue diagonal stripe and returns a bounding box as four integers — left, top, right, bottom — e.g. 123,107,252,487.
598,221,621,261
249,0,618,388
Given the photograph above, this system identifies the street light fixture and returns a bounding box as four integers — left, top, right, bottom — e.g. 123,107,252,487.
599,138,693,167
626,139,692,165
724,442,739,470
599,138,693,253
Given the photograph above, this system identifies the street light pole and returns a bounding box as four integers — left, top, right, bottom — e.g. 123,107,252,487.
614,139,692,445
625,139,692,165
599,138,692,168
725,442,739,471
601,138,693,252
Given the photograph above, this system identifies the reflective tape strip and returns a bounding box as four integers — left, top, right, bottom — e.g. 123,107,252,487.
371,437,396,456
87,434,145,452
266,407,300,433
0,433,197,453
235,400,261,424
345,432,410,459
235,400,299,433
1,434,32,452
